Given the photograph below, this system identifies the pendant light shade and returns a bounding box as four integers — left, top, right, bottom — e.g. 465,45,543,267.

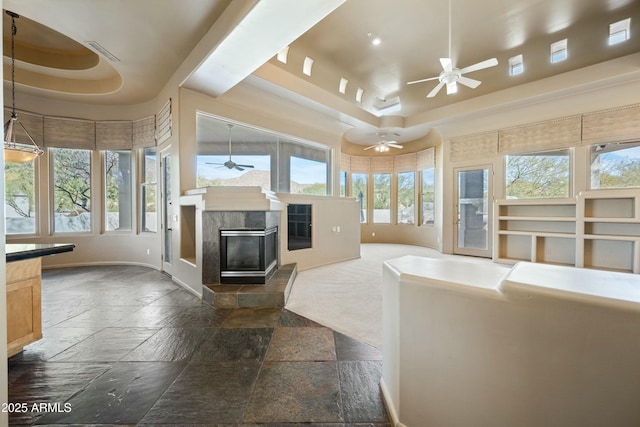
3,11,43,163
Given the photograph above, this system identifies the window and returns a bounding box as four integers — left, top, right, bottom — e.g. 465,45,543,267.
506,149,570,198
590,142,640,189
290,156,327,195
397,171,415,224
53,148,91,233
141,147,157,232
508,54,524,76
373,173,391,223
609,18,631,45
105,150,132,231
197,155,271,190
352,173,367,223
421,168,435,225
550,39,568,63
303,56,314,76
339,171,347,196
5,160,36,234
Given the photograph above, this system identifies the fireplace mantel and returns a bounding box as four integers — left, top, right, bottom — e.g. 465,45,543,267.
183,186,284,212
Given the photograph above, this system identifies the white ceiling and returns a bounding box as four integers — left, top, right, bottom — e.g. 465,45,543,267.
3,0,640,145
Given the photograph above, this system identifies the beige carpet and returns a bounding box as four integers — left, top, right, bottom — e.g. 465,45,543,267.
285,243,493,348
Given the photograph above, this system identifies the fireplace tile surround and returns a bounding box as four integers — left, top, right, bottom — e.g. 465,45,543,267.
202,210,281,285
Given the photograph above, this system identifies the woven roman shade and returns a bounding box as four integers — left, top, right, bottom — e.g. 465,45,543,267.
4,108,44,146
582,104,640,144
394,153,417,172
95,121,133,150
370,156,394,173
417,147,435,170
350,156,371,173
133,116,156,149
155,99,172,145
340,152,351,172
44,116,96,150
449,131,497,162
498,115,581,154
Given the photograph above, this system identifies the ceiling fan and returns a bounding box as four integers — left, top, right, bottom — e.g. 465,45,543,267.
206,124,255,171
407,0,498,98
364,133,403,152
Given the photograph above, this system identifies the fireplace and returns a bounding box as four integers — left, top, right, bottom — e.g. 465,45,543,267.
219,226,278,284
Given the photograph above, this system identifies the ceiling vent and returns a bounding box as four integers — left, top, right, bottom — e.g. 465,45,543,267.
85,41,120,61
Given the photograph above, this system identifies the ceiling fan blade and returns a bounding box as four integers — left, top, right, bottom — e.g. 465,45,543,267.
427,81,445,98
235,166,245,171
459,58,498,74
205,162,224,165
407,76,439,85
440,57,453,72
457,76,481,89
235,164,254,168
387,143,403,149
363,145,377,150
446,81,458,95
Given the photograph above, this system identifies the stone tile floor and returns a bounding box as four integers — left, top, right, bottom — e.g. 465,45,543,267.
8,265,390,426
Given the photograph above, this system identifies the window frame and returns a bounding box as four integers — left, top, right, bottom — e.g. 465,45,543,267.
50,147,93,235
140,146,158,233
397,170,416,225
103,149,134,233
505,148,572,199
4,157,39,236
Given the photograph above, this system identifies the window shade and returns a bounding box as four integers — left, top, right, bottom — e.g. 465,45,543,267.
417,147,435,170
370,156,394,173
44,116,96,150
350,156,370,173
582,104,640,144
96,121,133,150
155,99,172,144
133,116,156,148
498,116,581,154
449,131,497,162
394,153,417,172
4,108,44,146
340,152,351,172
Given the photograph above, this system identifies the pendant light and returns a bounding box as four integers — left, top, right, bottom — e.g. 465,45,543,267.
3,10,43,163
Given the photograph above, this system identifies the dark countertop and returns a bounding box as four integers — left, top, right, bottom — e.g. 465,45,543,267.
6,243,76,262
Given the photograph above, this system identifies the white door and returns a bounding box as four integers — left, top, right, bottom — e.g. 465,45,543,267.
454,166,493,258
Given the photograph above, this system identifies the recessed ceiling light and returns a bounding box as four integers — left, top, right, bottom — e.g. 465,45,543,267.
367,32,381,46
356,87,364,103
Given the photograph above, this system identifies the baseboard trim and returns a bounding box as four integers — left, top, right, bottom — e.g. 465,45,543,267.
380,377,406,427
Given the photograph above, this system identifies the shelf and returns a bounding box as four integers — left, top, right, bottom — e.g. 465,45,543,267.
584,234,640,241
584,197,635,219
499,216,576,222
584,217,640,223
495,192,640,274
498,230,574,238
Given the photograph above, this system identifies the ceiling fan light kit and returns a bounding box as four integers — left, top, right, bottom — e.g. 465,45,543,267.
406,0,498,98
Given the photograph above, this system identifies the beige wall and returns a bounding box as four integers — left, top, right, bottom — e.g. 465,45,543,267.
277,193,360,271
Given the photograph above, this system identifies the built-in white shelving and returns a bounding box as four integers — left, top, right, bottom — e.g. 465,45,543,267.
494,190,640,274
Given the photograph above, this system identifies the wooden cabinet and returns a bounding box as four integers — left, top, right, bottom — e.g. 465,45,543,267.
494,190,640,274
6,257,42,357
